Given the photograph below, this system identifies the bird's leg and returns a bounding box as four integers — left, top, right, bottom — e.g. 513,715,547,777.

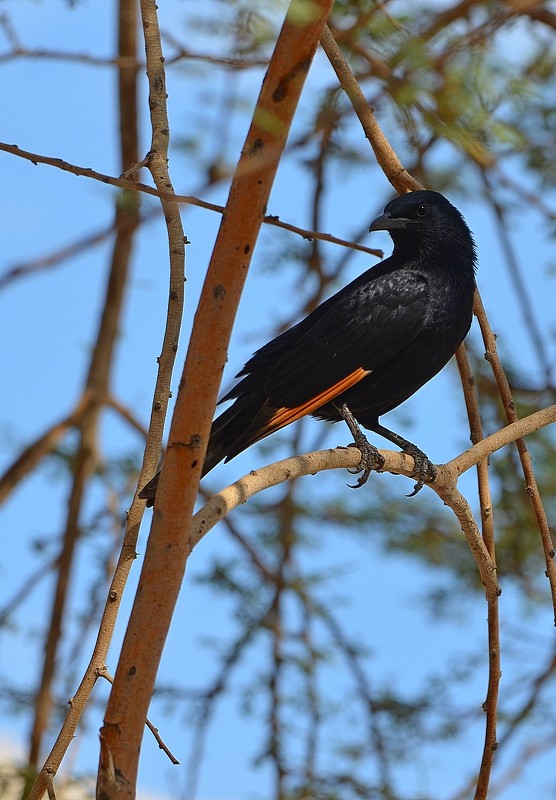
371,421,436,496
336,403,385,489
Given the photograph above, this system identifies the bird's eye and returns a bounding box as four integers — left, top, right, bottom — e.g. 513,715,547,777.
416,203,430,217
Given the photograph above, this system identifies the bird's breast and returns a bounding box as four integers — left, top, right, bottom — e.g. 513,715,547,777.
421,271,474,334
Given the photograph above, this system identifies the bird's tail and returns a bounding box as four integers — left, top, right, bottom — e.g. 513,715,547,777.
138,392,264,507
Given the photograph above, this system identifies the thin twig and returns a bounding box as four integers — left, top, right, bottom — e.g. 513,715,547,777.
0,220,119,290
0,142,382,258
97,0,187,792
319,25,422,194
45,773,56,800
161,30,269,69
0,398,90,503
455,344,500,799
481,170,553,385
474,293,556,620
455,346,495,551
107,395,149,438
26,3,145,796
98,668,180,765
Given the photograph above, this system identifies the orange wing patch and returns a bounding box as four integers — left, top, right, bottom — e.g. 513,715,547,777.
258,366,371,438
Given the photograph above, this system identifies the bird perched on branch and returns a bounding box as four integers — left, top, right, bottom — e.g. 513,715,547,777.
140,190,476,506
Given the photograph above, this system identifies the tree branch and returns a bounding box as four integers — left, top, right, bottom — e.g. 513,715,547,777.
98,2,335,796
27,2,145,796
0,141,382,260
455,345,500,799
189,405,556,591
319,25,422,193
474,294,556,619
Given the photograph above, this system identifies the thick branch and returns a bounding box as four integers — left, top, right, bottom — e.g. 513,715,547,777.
189,404,555,584
99,2,335,797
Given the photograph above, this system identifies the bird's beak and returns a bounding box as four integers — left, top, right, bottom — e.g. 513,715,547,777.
369,212,415,232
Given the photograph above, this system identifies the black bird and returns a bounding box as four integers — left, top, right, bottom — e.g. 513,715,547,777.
140,190,476,506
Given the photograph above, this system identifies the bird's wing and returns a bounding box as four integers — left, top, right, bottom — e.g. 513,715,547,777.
265,269,430,408
253,366,371,438
216,270,430,458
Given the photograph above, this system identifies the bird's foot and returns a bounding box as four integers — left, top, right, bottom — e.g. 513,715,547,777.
344,438,385,489
401,443,437,497
335,402,385,488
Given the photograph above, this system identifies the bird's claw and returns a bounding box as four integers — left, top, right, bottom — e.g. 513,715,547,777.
343,440,385,489
402,444,437,497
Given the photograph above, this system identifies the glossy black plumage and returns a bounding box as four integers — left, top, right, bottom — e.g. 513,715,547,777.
140,190,476,506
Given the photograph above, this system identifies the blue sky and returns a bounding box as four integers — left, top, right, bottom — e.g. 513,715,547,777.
1,2,556,799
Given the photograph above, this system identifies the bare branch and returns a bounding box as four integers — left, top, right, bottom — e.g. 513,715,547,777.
455,343,500,799
0,141,381,259
107,395,149,438
481,170,553,385
0,220,118,289
320,26,422,193
99,3,336,796
98,668,180,765
0,400,89,503
188,403,556,582
27,2,144,796
474,294,556,619
96,0,187,794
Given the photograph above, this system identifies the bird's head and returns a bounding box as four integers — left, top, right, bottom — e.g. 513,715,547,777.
369,190,476,269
